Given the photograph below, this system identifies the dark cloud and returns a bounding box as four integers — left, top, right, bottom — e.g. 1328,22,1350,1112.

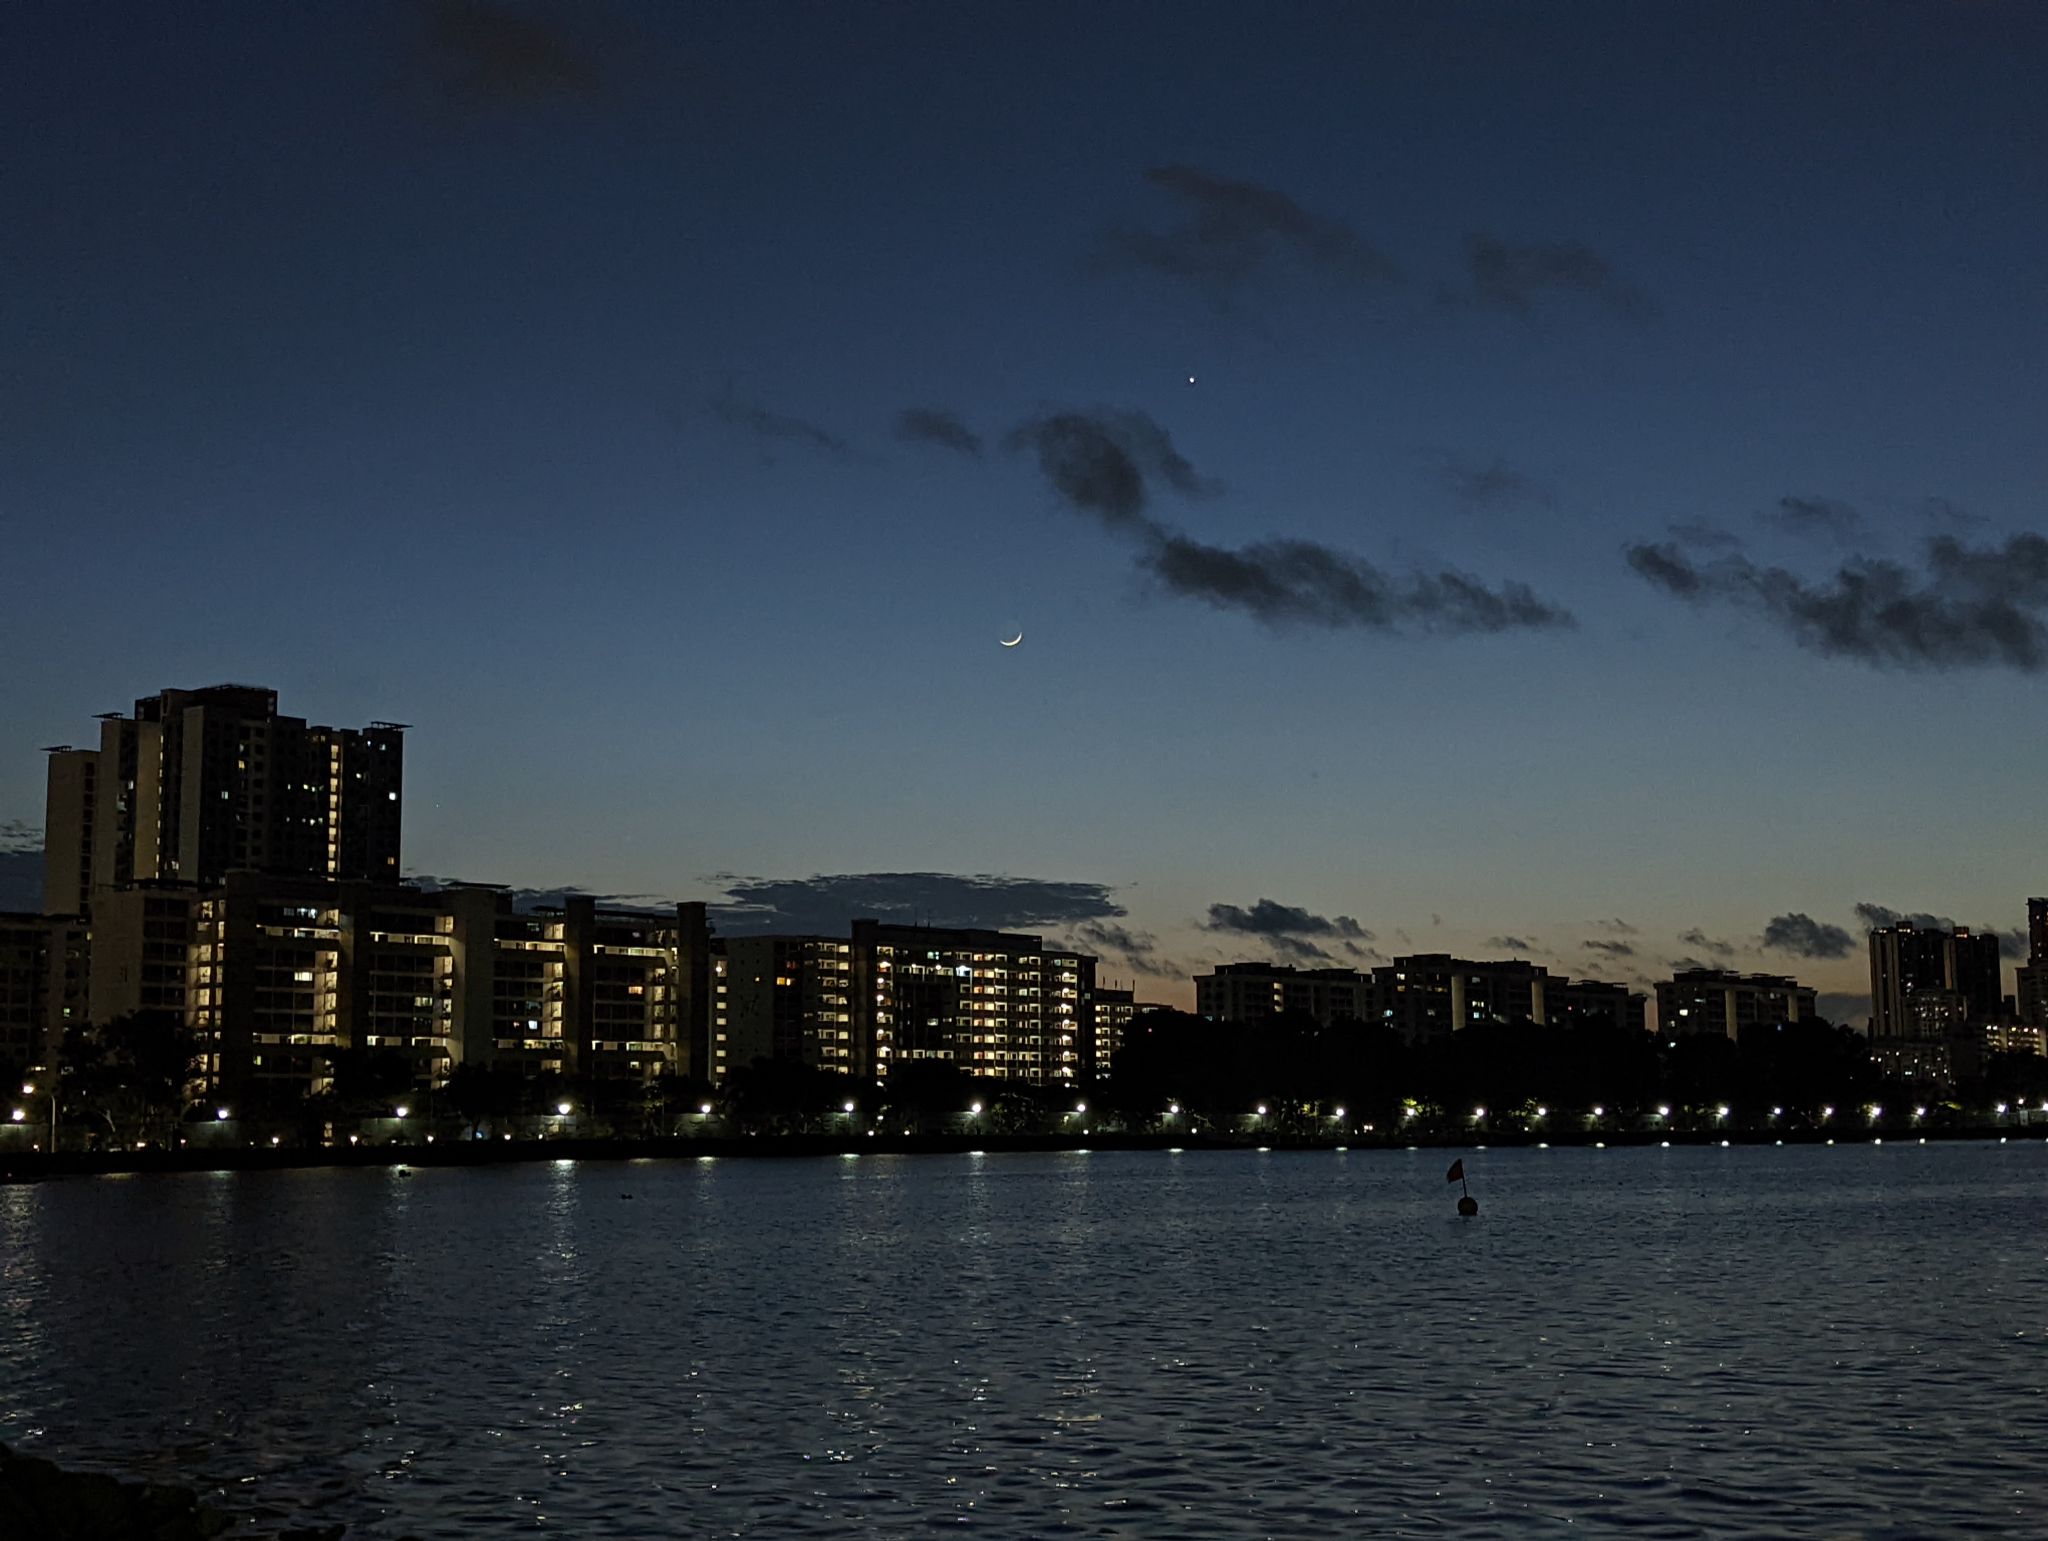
711,871,1123,936
1143,533,1574,636
407,874,673,914
1102,165,1400,296
710,391,857,460
1441,456,1554,509
1595,917,1640,935
1768,496,1865,543
1854,901,1956,933
1455,234,1655,322
1583,938,1636,958
1012,407,1571,640
1487,935,1536,953
1628,530,2048,673
0,820,40,912
1007,409,1218,528
1762,913,1856,960
1204,898,1372,962
895,407,982,456
1069,920,1180,979
414,0,606,112
1677,927,1736,958
1855,902,2023,958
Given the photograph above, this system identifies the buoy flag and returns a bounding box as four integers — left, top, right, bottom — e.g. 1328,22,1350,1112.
1446,1159,1465,1184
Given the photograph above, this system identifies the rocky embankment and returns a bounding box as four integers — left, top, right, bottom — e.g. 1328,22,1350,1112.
0,1445,348,1541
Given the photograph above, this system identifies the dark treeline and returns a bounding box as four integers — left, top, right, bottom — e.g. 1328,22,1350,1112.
10,1008,2048,1151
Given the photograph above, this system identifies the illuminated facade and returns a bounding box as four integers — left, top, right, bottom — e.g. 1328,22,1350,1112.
41,684,402,919
1091,986,1137,1076
1868,923,2001,1042
721,935,856,1074
851,921,1094,1082
180,877,715,1097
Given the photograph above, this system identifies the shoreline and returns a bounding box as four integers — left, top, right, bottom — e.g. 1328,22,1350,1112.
5,1124,2044,1180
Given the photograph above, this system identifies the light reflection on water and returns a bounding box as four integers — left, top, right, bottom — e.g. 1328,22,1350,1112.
4,1145,2048,1538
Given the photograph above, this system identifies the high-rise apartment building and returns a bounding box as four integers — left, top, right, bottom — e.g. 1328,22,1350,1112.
1194,955,1648,1039
0,912,89,1071
1656,968,1818,1041
1868,923,2001,1041
42,685,402,917
852,921,1094,1082
1194,963,1373,1026
2015,898,2048,1027
182,877,715,1097
721,935,856,1074
1374,955,1625,1040
1090,986,1138,1077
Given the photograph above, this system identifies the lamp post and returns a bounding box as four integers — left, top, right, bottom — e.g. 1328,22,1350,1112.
24,1079,57,1153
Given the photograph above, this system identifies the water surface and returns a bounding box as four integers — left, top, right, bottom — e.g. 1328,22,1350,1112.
4,1144,2046,1536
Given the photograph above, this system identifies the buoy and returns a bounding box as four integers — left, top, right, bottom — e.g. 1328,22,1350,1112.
1448,1157,1478,1217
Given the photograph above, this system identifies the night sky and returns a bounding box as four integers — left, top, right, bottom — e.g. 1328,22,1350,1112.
5,1,2045,1017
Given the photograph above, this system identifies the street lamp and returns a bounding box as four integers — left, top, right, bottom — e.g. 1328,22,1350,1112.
215,1107,230,1122
557,1102,573,1117
394,1104,410,1119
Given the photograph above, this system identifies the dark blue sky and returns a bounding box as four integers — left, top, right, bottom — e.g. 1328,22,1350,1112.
6,1,2045,1011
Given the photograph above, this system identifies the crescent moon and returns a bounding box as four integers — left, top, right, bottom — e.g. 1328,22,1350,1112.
999,632,1024,648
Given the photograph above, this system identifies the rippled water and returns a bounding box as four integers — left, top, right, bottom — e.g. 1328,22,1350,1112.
5,1145,2048,1537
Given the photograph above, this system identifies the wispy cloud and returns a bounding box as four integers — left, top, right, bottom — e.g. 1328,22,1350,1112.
1583,938,1636,958
1007,409,1219,528
1441,456,1554,509
1627,529,2048,673
1767,496,1865,543
710,871,1124,935
1594,917,1639,936
1487,935,1536,953
1069,920,1180,979
1203,897,1372,963
1856,901,2022,958
1010,408,1573,639
1761,912,1856,960
406,873,674,914
1102,165,1400,298
1451,234,1654,322
710,390,858,460
1668,519,1742,549
895,407,982,456
0,819,40,911
1677,927,1736,959
1144,534,1573,636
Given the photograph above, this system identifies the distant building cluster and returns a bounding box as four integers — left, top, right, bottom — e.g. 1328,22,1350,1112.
1196,957,1648,1036
2,686,1153,1098
4,683,2046,1102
